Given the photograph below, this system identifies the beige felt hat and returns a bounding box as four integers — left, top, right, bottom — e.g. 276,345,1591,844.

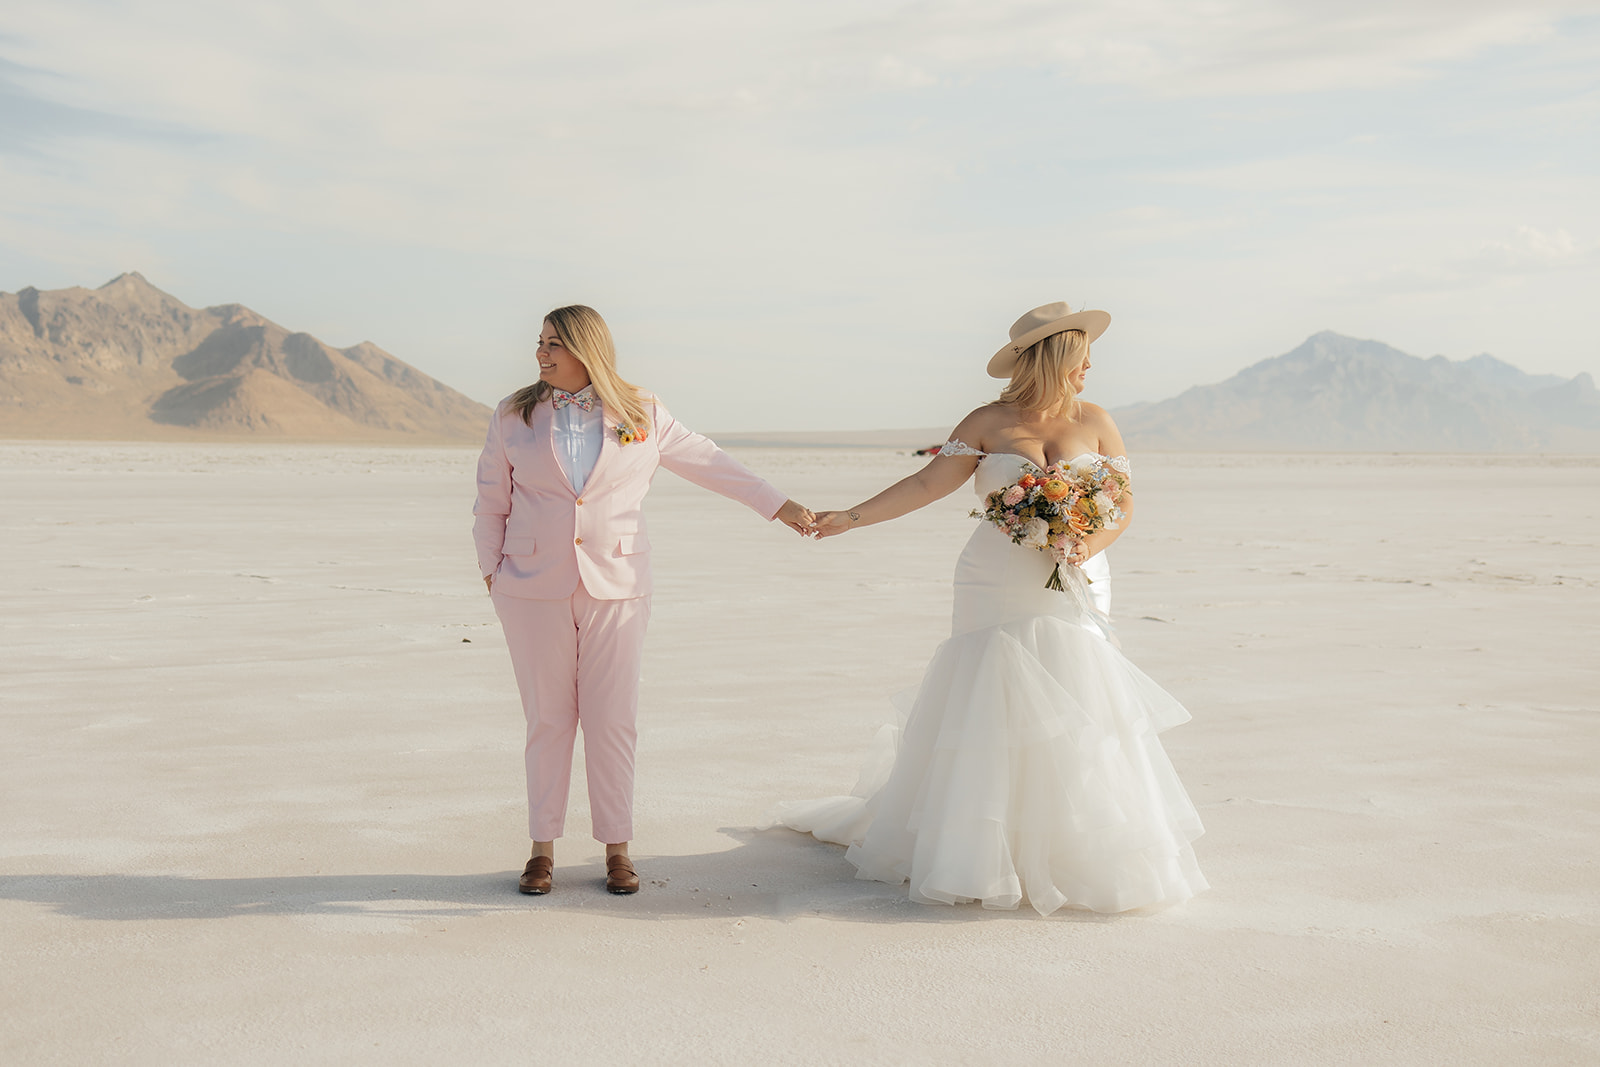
987,301,1111,378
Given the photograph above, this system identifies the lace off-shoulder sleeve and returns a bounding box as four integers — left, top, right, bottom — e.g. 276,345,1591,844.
1105,455,1131,474
937,438,986,457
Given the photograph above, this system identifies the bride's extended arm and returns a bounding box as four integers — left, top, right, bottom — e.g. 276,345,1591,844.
813,413,993,537
813,451,980,537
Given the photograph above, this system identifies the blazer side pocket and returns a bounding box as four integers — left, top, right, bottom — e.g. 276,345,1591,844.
502,535,537,556
613,533,650,557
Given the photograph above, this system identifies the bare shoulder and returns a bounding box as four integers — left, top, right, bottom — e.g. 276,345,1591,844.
949,403,1006,444
1076,400,1114,424
1078,401,1120,434
960,402,1014,429
1077,401,1128,456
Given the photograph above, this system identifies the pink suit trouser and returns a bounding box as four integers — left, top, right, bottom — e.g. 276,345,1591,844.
492,584,651,843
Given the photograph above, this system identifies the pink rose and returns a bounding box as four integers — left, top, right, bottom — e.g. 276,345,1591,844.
1002,485,1026,506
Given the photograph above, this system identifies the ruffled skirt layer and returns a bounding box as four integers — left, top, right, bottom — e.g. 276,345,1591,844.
775,611,1208,916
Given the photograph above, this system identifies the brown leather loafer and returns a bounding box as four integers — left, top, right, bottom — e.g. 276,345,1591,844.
605,854,640,894
519,854,554,895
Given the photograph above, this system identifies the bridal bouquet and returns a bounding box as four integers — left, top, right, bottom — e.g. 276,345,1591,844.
973,456,1130,591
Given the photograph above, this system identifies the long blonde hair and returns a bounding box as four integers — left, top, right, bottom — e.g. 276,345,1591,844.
997,329,1088,415
507,305,651,433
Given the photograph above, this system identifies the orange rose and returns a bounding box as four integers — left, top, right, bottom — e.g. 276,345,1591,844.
1019,474,1037,488
1040,479,1070,502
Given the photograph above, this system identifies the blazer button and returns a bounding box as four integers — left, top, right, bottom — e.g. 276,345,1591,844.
576,498,584,506
574,537,583,545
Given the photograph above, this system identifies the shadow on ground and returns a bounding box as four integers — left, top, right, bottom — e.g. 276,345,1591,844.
1,828,1118,925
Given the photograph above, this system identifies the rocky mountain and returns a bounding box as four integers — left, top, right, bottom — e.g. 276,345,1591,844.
0,273,491,442
1115,331,1600,453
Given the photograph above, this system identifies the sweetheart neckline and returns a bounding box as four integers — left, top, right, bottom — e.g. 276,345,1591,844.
940,438,1128,471
980,450,1106,468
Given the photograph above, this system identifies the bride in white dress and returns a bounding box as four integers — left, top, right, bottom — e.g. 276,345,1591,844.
776,303,1207,916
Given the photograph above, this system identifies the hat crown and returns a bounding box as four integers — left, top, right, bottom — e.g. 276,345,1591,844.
987,301,1109,379
1009,302,1075,342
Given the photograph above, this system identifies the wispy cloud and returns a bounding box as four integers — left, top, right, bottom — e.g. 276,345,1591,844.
1347,224,1595,296
1474,225,1586,269
0,55,206,155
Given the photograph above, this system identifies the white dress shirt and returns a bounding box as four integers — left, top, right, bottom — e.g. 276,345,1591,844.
553,386,604,493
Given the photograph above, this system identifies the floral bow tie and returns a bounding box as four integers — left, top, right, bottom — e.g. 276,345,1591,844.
552,388,596,411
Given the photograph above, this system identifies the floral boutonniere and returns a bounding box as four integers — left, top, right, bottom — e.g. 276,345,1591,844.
615,423,648,446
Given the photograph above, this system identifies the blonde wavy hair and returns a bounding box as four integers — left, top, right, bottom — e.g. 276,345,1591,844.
997,329,1088,415
507,305,651,433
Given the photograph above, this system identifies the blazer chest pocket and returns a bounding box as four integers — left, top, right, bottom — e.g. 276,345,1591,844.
502,535,537,556
613,533,650,557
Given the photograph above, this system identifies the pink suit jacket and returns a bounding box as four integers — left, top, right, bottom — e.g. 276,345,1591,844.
473,394,788,600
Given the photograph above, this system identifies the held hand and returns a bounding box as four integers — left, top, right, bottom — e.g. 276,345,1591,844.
484,574,494,592
775,499,817,536
811,510,855,538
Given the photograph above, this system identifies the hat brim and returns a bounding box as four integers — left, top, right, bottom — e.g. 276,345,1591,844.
987,310,1111,378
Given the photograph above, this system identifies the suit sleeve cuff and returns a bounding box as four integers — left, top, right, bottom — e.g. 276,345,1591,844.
756,484,788,521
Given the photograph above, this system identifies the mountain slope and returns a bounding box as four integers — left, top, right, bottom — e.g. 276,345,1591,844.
0,273,491,442
1114,331,1600,453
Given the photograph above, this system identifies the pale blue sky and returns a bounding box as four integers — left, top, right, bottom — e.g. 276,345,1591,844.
3,2,1597,431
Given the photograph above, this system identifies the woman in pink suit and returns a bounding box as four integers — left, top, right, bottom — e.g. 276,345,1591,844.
474,305,814,895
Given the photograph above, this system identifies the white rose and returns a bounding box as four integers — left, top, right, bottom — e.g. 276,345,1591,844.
1020,516,1051,549
1093,490,1115,514
1068,456,1099,480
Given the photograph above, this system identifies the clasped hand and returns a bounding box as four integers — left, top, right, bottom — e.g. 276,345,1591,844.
779,502,854,539
775,499,818,536
808,511,853,538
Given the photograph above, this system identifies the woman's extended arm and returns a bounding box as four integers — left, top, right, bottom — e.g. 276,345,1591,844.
812,451,981,536
651,399,814,533
812,411,991,537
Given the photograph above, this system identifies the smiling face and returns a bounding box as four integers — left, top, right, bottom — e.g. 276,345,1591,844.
537,319,592,394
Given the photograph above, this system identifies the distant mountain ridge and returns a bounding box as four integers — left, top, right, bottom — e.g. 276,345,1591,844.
1114,331,1600,453
0,273,490,442
5,281,1594,453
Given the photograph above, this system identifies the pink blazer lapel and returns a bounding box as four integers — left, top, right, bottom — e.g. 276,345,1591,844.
583,408,621,492
532,400,577,498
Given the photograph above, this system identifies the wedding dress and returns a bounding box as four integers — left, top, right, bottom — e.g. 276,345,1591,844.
775,445,1207,915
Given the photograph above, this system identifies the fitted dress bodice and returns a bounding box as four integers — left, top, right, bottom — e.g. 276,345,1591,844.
954,453,1113,639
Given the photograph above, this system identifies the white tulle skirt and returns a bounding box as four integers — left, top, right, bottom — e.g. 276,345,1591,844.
774,525,1208,916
